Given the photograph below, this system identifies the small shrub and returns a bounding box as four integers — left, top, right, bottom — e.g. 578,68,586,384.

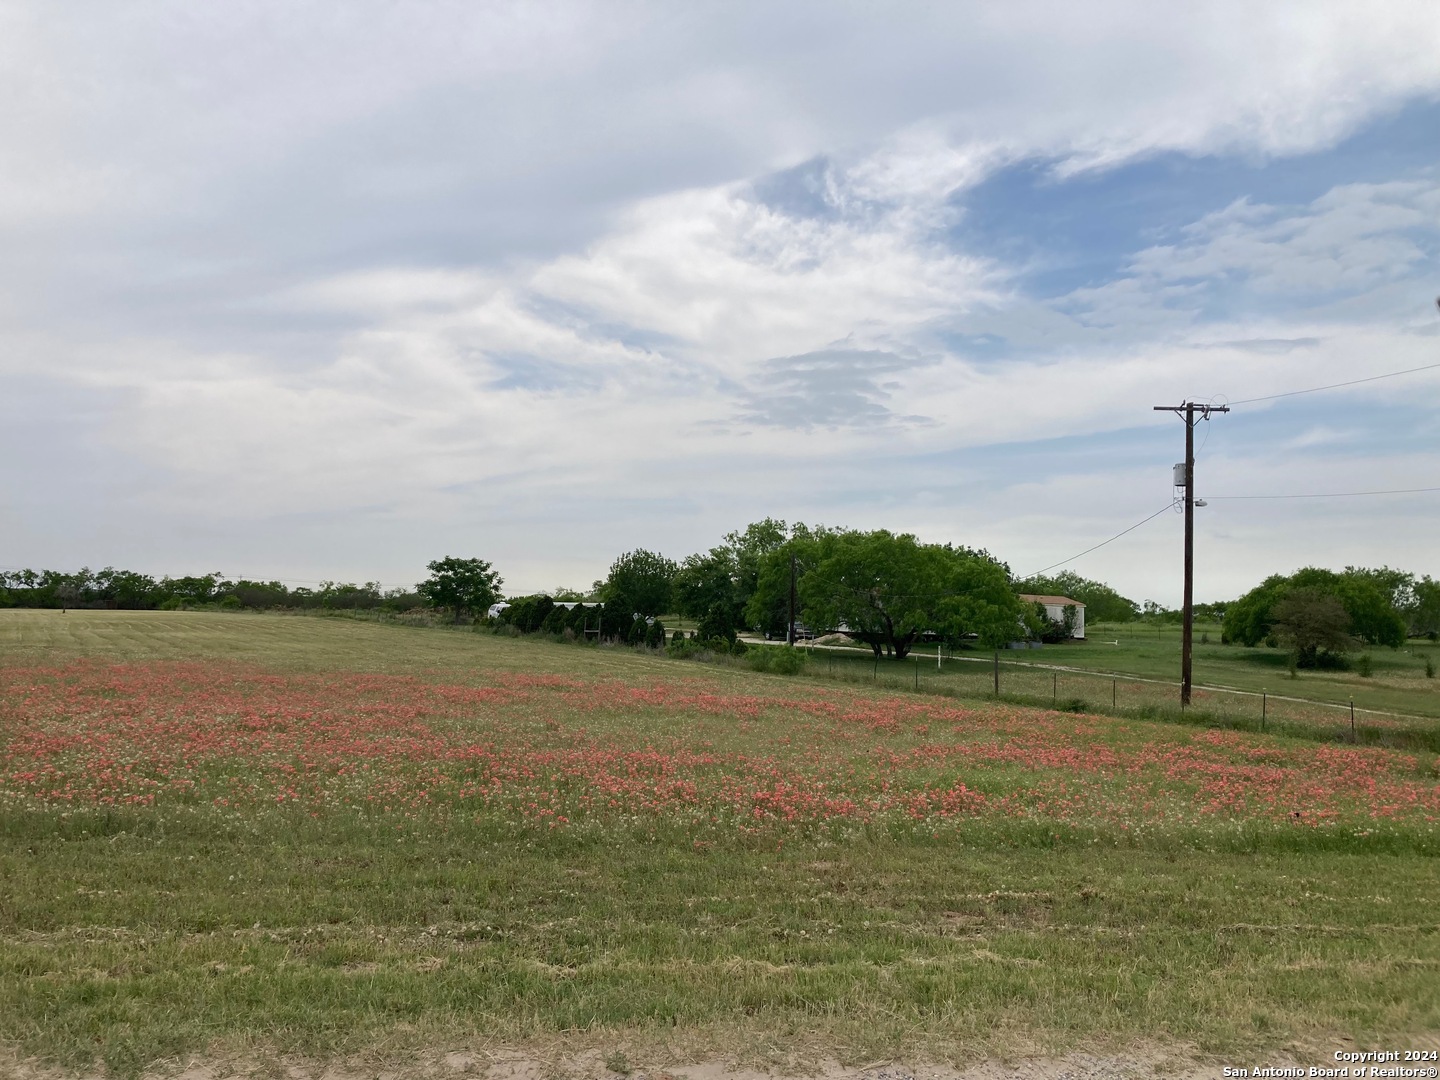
1356,653,1373,678
1425,656,1435,678
1288,656,1298,679
769,645,807,675
671,629,686,646
1265,635,1279,649
756,645,806,671
1200,631,1209,644
666,637,696,659
645,620,666,649
1058,697,1088,713
746,649,773,673
626,619,647,646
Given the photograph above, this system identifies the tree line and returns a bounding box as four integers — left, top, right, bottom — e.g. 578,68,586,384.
0,521,1200,659
13,528,1433,673
446,523,1437,668
443,519,1121,659
1221,566,1439,668
0,568,424,613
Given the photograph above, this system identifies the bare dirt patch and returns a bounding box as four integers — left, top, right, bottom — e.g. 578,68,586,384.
0,1044,1255,1080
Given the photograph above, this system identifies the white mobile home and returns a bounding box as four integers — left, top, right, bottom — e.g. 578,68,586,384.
1018,594,1086,640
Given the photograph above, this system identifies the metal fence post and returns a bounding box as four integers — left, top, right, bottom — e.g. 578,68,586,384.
1261,689,1266,732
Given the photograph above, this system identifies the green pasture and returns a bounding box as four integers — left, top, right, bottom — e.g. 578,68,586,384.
1,610,1437,1077
760,621,1440,747
1046,621,1439,709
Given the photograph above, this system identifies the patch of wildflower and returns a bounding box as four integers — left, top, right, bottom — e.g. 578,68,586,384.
1,660,1435,833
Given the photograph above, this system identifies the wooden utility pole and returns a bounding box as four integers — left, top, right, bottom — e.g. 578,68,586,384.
1153,401,1228,706
787,552,797,646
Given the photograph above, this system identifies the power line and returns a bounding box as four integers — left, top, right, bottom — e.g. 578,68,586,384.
1018,502,1175,581
1227,360,1440,406
1205,485,1440,500
768,338,1440,615
1015,481,1438,583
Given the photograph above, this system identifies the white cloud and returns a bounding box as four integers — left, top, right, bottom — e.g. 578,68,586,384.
4,1,1440,597
1129,181,1440,295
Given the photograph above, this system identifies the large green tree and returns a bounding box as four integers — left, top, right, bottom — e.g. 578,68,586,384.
673,550,741,628
1223,574,1289,645
601,549,677,617
1410,575,1440,638
1223,567,1406,648
761,529,1020,659
1333,572,1408,648
1270,587,1355,668
674,518,809,638
417,556,503,621
723,518,791,607
742,523,830,638
91,568,162,609
161,573,223,605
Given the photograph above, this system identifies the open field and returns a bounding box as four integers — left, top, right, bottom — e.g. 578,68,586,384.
2,610,1439,1078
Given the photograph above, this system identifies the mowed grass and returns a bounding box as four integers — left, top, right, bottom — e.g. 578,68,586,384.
1,610,1438,1077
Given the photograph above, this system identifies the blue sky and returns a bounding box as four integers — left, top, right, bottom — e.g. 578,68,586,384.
955,98,1440,301
2,1,1438,605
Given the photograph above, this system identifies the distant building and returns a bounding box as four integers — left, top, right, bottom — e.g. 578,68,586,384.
487,599,599,619
1018,594,1086,640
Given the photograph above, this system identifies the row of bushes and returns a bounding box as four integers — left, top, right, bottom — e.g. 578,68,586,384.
492,597,665,644
666,635,809,674
490,595,810,674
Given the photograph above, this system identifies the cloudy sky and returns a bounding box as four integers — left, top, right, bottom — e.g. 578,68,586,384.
3,1,1439,605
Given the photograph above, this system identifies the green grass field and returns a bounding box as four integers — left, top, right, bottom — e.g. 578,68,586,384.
2,610,1438,1078
1036,621,1439,713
